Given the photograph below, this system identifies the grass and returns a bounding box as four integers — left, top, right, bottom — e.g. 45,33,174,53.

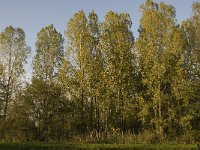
0,142,198,150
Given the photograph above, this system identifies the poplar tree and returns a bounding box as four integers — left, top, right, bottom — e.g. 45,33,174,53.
31,24,65,141
87,11,103,135
135,0,186,138
181,1,200,132
65,10,91,133
0,26,30,122
98,11,134,131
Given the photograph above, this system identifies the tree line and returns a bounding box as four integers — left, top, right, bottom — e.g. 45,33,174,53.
0,0,199,143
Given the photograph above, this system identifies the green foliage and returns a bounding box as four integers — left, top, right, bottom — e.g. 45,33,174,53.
181,1,200,133
0,0,199,144
0,26,30,139
98,11,135,131
5,78,71,142
33,24,64,81
135,0,191,138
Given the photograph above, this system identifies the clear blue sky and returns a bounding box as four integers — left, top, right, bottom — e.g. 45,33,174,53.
0,0,195,80
0,0,194,50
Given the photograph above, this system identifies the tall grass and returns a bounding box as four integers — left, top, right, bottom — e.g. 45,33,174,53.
65,130,199,144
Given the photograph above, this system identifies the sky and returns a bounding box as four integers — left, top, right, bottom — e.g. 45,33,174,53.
0,0,195,80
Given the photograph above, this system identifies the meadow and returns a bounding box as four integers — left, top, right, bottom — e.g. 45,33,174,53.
0,143,198,150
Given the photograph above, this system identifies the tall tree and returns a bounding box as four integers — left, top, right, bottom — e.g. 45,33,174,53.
181,1,200,132
61,10,104,136
0,26,30,122
135,0,187,138
98,11,135,132
64,10,92,133
30,24,65,141
87,10,102,135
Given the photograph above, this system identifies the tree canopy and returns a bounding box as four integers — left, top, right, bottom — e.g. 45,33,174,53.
0,0,199,143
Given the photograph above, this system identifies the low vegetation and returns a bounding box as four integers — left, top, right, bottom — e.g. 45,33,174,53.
0,143,198,150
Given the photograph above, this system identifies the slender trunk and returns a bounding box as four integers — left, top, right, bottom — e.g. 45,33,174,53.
158,89,162,137
90,97,93,130
157,81,162,139
4,42,12,122
4,83,10,122
118,67,124,131
4,89,9,122
81,83,84,132
95,96,100,137
97,106,100,137
80,33,85,133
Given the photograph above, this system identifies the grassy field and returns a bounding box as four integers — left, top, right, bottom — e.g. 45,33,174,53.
0,143,198,150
